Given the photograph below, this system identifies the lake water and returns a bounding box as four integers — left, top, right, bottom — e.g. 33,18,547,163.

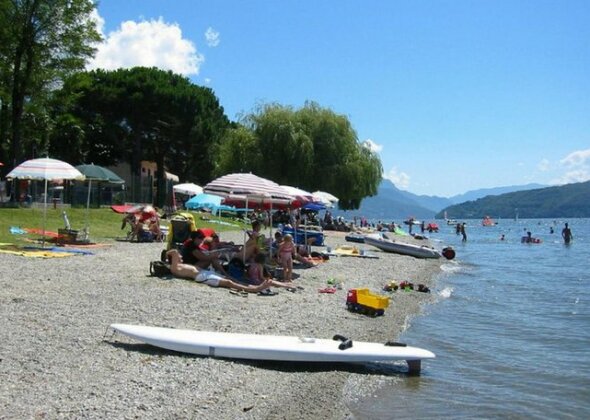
348,218,590,419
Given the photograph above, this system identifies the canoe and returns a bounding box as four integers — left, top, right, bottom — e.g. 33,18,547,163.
364,234,442,259
110,324,435,374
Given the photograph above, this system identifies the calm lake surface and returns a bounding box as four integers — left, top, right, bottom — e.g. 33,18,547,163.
348,218,590,419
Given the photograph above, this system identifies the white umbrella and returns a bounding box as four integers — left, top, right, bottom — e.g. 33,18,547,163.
173,183,203,196
6,158,86,246
312,190,339,208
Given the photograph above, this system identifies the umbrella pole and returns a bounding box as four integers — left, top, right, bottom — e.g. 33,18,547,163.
85,179,92,236
243,197,249,262
42,178,48,248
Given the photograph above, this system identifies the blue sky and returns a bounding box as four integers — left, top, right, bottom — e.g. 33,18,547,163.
92,0,589,197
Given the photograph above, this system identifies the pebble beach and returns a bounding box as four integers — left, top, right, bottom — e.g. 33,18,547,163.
0,230,443,419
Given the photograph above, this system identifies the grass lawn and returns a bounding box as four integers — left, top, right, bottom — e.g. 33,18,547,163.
0,206,247,245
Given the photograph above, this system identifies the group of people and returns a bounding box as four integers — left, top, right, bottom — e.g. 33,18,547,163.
500,222,574,244
165,220,316,294
121,207,164,242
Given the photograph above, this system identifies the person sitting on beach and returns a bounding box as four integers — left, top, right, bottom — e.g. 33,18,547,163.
247,253,298,290
243,220,268,261
167,249,271,293
181,230,229,275
199,232,241,255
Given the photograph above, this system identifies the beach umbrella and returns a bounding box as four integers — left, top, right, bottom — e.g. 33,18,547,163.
204,173,292,199
184,193,223,210
280,185,317,206
76,164,125,237
6,158,85,246
204,173,295,259
312,190,339,208
173,183,203,196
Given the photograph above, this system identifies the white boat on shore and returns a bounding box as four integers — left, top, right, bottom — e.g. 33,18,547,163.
364,234,453,259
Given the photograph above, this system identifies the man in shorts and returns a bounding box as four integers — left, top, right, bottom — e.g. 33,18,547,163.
166,249,271,293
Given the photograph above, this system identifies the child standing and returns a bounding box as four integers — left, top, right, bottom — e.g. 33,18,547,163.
278,234,295,282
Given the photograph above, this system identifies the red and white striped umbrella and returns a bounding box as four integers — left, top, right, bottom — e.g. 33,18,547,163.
6,158,85,246
280,185,316,206
6,158,86,181
204,173,293,203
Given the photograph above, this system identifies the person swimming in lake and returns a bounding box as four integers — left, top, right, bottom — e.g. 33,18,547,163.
562,223,573,244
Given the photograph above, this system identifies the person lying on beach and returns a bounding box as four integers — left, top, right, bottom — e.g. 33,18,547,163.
167,249,271,293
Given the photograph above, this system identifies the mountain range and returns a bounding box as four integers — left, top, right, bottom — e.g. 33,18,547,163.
332,179,587,220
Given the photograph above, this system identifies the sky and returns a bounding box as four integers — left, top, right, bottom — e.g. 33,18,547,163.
90,0,590,198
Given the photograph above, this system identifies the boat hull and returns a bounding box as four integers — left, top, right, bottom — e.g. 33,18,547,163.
364,235,441,259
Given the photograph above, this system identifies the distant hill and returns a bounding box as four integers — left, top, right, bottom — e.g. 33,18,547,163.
330,180,555,221
448,183,547,204
435,181,590,219
333,179,437,221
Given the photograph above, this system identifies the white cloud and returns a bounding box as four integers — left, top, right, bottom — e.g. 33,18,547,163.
550,169,590,185
205,27,220,47
537,158,550,172
362,138,383,153
560,149,590,167
550,148,590,185
383,167,410,190
88,16,204,75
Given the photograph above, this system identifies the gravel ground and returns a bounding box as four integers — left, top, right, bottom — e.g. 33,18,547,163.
0,229,444,419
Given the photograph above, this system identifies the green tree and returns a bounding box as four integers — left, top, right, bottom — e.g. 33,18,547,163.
50,67,230,206
0,0,101,169
216,102,382,210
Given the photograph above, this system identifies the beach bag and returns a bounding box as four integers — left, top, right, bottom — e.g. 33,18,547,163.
150,260,171,277
139,230,155,242
227,257,246,281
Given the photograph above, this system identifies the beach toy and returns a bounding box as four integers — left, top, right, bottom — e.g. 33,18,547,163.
346,288,389,317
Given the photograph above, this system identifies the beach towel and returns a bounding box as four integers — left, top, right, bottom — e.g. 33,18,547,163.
0,248,77,258
333,246,379,259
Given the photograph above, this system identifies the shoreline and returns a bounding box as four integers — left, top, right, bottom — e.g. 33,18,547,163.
0,229,444,419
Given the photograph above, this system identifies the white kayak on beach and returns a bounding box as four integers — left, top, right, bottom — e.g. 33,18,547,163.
110,324,435,374
364,234,455,260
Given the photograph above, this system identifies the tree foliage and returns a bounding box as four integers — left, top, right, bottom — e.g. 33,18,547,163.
0,0,101,167
215,102,382,210
50,67,230,205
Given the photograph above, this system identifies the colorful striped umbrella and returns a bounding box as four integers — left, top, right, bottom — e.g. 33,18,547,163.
7,158,85,181
6,158,85,246
203,173,294,259
203,173,292,200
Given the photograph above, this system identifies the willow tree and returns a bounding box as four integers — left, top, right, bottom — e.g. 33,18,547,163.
0,0,101,171
216,101,382,210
